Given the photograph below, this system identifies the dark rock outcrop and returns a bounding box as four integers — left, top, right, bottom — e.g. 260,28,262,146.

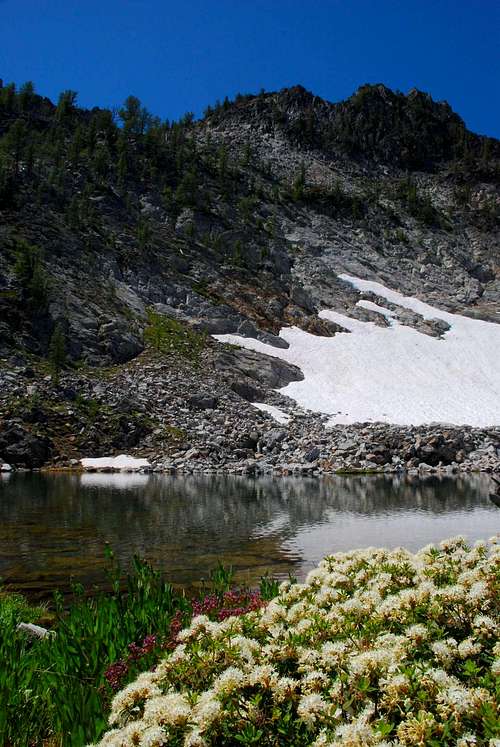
0,425,52,468
215,348,304,390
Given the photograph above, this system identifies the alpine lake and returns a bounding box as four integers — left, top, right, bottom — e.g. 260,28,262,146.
0,471,498,600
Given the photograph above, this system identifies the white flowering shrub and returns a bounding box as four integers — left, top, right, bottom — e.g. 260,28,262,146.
94,537,499,746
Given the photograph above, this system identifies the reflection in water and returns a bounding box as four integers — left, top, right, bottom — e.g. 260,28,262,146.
0,472,497,597
79,473,150,489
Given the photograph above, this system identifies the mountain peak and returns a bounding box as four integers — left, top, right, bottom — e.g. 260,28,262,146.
207,82,490,169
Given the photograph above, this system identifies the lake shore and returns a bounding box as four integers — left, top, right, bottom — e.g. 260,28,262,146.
1,352,499,478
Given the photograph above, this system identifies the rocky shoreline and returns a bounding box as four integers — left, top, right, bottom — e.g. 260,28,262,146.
143,422,500,477
1,347,499,478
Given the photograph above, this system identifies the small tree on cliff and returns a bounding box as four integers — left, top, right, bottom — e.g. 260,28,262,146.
48,323,67,383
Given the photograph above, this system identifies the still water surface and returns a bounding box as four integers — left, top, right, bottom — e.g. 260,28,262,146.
0,472,498,597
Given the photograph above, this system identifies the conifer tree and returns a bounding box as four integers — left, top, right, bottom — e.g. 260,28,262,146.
14,240,49,309
56,90,77,122
291,162,306,201
119,95,152,135
48,323,67,383
4,119,28,173
18,81,35,111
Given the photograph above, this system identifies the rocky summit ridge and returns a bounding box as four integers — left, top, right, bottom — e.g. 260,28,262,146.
0,80,498,472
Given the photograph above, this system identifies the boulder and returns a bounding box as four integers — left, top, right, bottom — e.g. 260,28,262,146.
216,347,303,388
17,622,53,639
98,321,143,363
304,446,321,462
258,331,289,349
188,395,219,410
264,429,287,449
238,432,259,450
236,320,289,350
230,379,264,402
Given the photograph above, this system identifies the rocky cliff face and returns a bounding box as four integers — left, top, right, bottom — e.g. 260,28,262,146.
0,82,499,469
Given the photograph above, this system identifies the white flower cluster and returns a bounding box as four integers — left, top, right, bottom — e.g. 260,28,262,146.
93,536,499,747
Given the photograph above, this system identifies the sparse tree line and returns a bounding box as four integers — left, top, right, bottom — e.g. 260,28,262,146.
1,79,497,246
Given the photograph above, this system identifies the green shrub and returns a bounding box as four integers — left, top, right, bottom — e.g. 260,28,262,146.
396,177,439,226
0,591,45,629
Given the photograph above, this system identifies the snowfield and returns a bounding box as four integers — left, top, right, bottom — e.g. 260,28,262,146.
215,274,500,427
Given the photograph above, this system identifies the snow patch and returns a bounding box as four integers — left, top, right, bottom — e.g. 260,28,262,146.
214,275,500,427
252,402,291,424
80,455,151,472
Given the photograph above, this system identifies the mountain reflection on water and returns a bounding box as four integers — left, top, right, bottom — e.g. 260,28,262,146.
0,472,497,597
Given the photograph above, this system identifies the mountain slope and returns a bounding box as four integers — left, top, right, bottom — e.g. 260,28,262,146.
0,80,499,470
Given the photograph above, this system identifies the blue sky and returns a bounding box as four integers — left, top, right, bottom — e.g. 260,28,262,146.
1,0,499,137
